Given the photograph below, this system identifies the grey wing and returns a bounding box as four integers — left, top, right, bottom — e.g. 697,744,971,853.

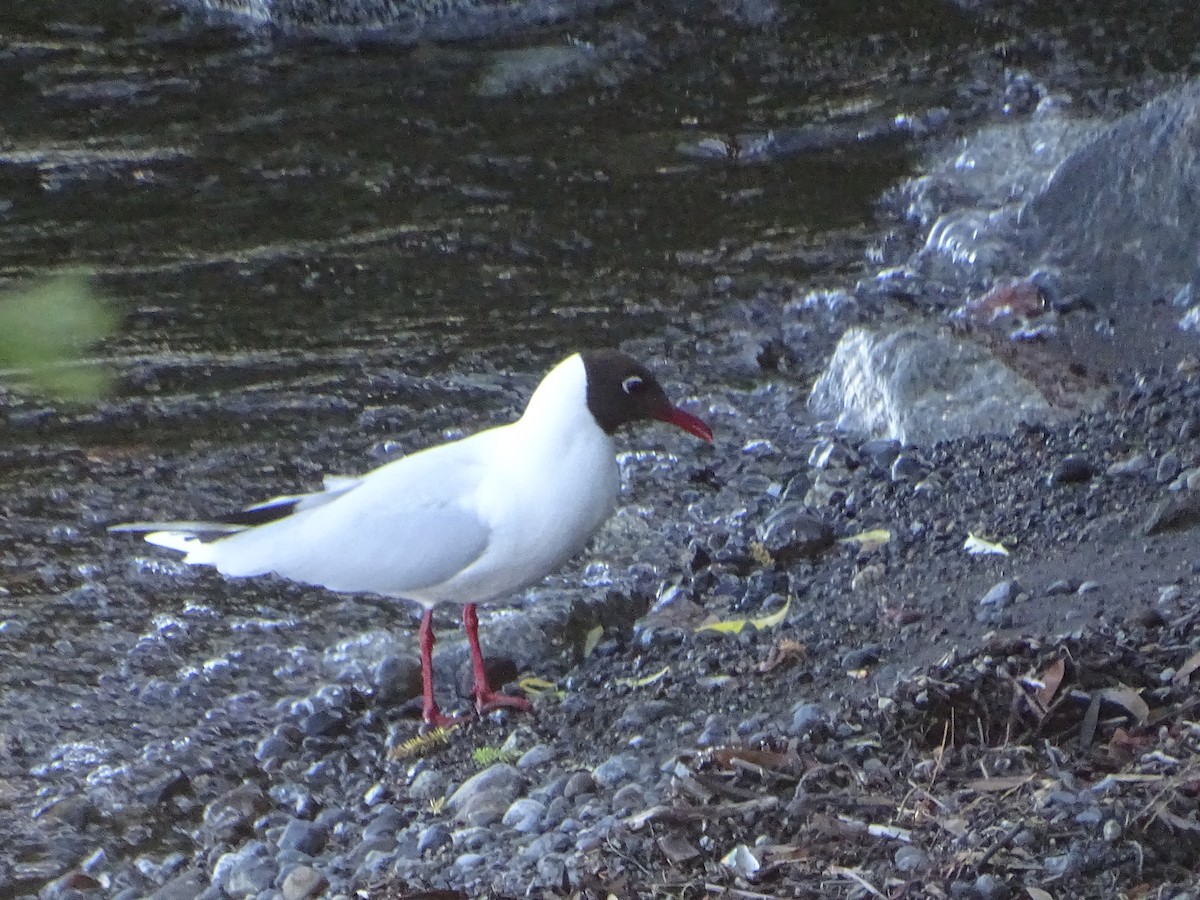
200,493,491,598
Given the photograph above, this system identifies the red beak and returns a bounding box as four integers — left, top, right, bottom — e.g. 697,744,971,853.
655,405,714,443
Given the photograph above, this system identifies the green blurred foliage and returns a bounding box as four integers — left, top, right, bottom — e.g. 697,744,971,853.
0,274,117,402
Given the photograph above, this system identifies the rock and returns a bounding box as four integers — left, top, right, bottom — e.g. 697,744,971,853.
978,580,1015,607
277,819,327,856
417,823,453,855
1050,454,1093,484
894,845,929,872
406,769,446,802
502,798,546,833
457,792,510,827
592,753,642,788
362,805,406,841
562,772,596,800
212,841,276,897
1140,493,1200,535
147,872,206,900
372,654,422,704
1107,453,1150,476
516,744,556,769
789,702,826,737
756,504,836,562
808,325,1053,445
280,866,328,900
447,764,528,817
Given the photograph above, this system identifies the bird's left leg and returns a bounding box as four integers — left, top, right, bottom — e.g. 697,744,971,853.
463,602,533,715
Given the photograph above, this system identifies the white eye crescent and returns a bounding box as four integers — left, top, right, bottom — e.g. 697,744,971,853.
622,376,643,394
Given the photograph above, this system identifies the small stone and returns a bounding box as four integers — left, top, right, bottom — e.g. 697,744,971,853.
281,866,328,900
417,823,452,855
1049,454,1093,484
454,853,485,870
611,783,646,814
502,798,546,833
592,753,641,788
562,771,596,800
362,805,406,841
277,819,327,855
372,654,422,704
457,792,510,827
894,845,928,872
789,702,825,737
972,873,1004,899
755,504,836,563
408,770,446,801
516,744,556,769
890,454,924,482
1103,819,1122,841
978,580,1015,607
1157,453,1182,483
1107,453,1149,476
446,764,527,815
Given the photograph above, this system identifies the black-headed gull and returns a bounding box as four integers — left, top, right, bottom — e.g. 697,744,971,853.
112,350,713,726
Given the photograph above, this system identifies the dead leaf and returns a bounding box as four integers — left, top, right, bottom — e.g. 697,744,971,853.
757,638,806,673
1173,648,1200,685
613,666,669,689
1036,658,1066,707
696,595,791,635
582,625,604,658
839,528,892,552
964,533,1009,556
1098,685,1150,725
965,775,1034,793
710,746,792,770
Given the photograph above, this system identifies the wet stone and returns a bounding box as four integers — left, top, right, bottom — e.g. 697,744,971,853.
213,841,276,897
280,865,328,900
756,505,836,562
417,824,452,855
362,805,406,841
407,769,446,801
592,753,642,788
502,798,546,833
372,654,422,704
789,702,826,737
894,845,929,872
278,818,327,855
447,764,527,816
1050,454,1094,484
517,743,556,769
562,772,596,800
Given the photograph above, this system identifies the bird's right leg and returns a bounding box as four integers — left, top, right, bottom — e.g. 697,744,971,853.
419,608,458,729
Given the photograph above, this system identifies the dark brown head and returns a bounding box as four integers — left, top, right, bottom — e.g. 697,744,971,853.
580,350,713,442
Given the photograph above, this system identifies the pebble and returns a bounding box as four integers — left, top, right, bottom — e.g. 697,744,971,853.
417,824,452,855
978,580,1015,607
447,764,528,816
281,865,328,900
1050,454,1094,484
789,702,826,737
277,818,327,855
592,753,642,788
213,841,276,896
517,744,557,769
562,772,596,800
362,806,406,841
894,845,928,872
502,798,546,833
407,770,446,801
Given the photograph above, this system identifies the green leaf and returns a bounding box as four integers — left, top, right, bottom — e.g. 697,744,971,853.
0,273,117,401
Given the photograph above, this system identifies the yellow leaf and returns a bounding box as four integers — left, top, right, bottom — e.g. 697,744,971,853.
696,595,791,636
614,665,670,688
963,532,1009,556
518,676,562,697
838,528,892,552
582,624,604,658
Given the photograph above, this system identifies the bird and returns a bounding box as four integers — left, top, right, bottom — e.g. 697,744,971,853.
111,350,713,727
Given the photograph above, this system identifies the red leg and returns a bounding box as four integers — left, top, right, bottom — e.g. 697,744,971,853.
463,603,532,716
419,608,458,729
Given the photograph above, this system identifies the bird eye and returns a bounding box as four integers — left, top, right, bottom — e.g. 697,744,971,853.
622,376,643,394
